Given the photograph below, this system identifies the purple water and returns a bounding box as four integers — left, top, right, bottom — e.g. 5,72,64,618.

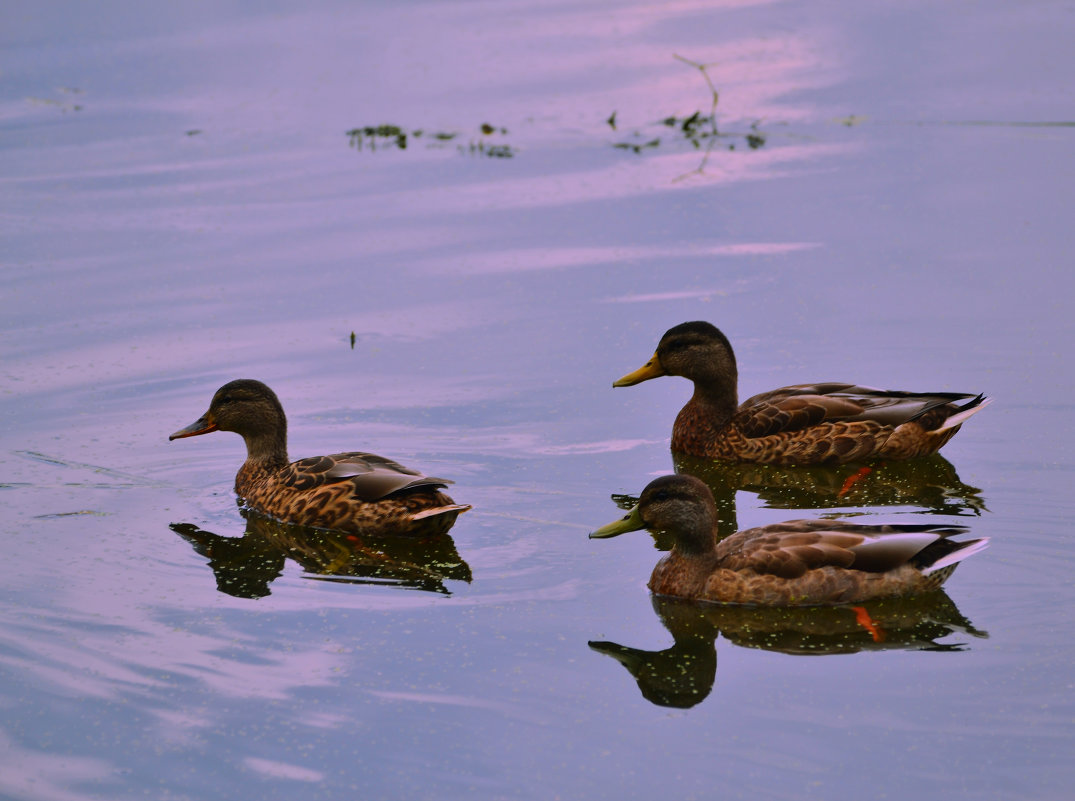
2,1,1073,798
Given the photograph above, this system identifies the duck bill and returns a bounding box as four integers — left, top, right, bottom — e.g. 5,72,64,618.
613,352,665,387
169,413,217,441
589,506,645,539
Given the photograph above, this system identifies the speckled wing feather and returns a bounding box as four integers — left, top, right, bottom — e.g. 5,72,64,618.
283,452,453,500
734,396,839,437
737,384,978,438
716,519,970,579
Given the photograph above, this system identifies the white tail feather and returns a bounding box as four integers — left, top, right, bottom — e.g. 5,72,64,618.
936,397,992,432
922,537,990,575
411,504,472,521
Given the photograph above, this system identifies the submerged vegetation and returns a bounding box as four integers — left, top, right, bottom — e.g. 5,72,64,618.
346,124,413,150
26,86,84,113
611,55,767,160
344,56,766,166
346,122,513,157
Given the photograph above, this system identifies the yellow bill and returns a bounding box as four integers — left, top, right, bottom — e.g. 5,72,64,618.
613,352,665,387
589,505,645,539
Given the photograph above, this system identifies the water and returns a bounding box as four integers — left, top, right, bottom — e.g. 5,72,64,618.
2,1,1073,798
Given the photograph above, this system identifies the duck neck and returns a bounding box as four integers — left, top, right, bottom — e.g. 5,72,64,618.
672,373,739,454
688,364,738,425
241,422,290,470
667,512,719,557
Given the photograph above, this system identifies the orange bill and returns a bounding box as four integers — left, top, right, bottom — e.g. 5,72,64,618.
169,413,217,440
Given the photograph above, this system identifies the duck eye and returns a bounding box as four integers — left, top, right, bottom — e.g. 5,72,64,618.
219,395,232,405
653,491,669,502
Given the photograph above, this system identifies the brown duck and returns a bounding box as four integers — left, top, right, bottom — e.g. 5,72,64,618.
590,474,988,606
614,321,990,464
169,379,470,536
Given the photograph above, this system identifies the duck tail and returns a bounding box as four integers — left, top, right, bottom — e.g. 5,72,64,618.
936,394,992,433
921,536,990,575
411,504,472,521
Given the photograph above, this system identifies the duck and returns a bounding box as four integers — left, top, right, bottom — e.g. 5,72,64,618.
590,474,988,606
169,379,470,536
613,321,990,465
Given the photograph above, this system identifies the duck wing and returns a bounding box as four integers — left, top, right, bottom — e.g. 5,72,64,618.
736,383,978,437
717,519,972,579
285,452,453,501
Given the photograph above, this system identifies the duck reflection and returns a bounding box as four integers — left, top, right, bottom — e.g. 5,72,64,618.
675,453,985,518
611,456,983,547
171,511,471,599
590,592,987,708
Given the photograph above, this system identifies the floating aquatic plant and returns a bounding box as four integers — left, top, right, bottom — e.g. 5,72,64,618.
346,125,409,150
610,54,768,165
345,123,512,157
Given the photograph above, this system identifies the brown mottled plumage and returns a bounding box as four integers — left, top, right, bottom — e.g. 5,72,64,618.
590,475,987,606
169,379,470,536
613,321,990,465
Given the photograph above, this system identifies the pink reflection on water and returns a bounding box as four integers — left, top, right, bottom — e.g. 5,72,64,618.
370,690,550,725
0,605,350,703
243,757,325,783
0,730,115,800
418,241,821,276
117,0,827,137
393,143,850,220
535,438,662,455
2,300,510,401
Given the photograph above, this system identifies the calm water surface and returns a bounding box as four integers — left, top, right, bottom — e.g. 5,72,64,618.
2,1,1073,799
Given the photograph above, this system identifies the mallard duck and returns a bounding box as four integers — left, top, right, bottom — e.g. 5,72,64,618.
614,321,990,464
590,474,988,606
169,379,470,536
